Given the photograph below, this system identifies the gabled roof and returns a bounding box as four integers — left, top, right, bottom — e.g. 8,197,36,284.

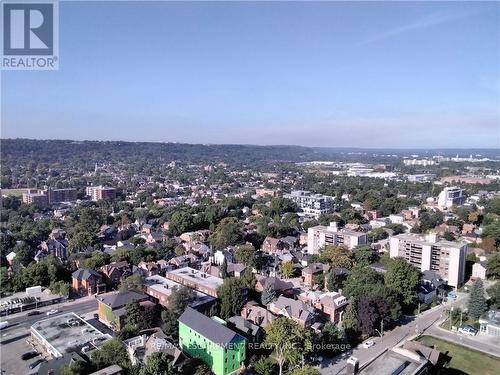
228,316,261,337
257,276,294,292
72,268,101,281
273,296,315,322
178,307,245,346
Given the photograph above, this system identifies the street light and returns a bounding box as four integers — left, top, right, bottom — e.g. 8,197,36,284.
374,320,384,338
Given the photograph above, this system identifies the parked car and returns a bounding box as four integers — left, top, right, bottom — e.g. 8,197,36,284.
0,321,9,329
21,351,39,360
27,310,41,316
362,340,375,348
458,325,478,336
46,309,59,316
29,359,46,369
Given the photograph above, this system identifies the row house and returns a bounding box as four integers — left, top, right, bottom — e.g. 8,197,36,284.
100,261,133,288
241,300,277,328
268,295,317,328
302,263,330,287
255,275,294,297
262,236,297,255
72,268,105,296
298,291,347,324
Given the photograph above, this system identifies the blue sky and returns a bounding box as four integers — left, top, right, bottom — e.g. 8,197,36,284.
2,1,500,148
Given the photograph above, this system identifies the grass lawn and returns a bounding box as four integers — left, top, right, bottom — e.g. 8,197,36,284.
417,335,500,375
439,317,477,331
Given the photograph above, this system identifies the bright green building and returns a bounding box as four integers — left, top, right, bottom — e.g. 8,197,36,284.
178,307,246,375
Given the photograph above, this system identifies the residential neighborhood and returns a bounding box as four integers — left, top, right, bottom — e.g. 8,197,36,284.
1,1,500,375
1,140,500,375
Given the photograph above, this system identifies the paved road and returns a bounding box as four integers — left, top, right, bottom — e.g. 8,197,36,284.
1,297,98,334
426,321,500,357
319,296,468,375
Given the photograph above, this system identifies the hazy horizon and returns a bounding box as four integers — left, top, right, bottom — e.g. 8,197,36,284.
2,1,500,148
2,137,500,152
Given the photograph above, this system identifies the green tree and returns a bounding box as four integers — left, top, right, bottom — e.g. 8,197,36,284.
125,300,143,327
342,297,358,333
280,261,294,279
169,210,194,236
68,230,97,253
220,257,228,279
487,282,500,309
318,322,343,356
241,267,256,289
49,281,70,297
82,251,110,271
140,352,174,375
209,217,244,249
60,360,88,375
343,265,384,299
119,274,144,292
326,271,342,292
353,245,377,266
468,278,488,319
320,245,353,269
91,337,130,370
487,254,500,279
217,277,246,319
264,318,313,375
480,221,500,251
11,241,35,267
384,257,420,306
235,244,257,267
253,356,277,375
161,286,196,335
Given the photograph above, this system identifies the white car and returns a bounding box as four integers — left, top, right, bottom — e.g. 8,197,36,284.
361,340,375,349
458,325,478,336
46,309,59,316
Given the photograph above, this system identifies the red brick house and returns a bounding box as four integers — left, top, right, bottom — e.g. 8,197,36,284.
72,268,103,296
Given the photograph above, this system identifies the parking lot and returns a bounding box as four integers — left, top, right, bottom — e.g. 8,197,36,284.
0,325,48,375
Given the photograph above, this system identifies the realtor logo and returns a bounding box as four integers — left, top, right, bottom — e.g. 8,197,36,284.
2,0,58,70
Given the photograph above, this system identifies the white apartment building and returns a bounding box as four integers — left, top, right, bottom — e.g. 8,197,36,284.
403,159,436,166
284,190,333,218
437,186,466,209
389,233,467,287
86,185,116,201
307,222,368,254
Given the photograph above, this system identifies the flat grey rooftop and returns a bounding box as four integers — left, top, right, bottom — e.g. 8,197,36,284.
359,350,423,375
31,312,111,357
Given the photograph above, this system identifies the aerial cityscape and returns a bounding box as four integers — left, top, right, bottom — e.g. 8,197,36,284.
1,1,499,375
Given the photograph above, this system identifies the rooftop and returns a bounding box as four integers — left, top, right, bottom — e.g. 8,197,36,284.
0,287,63,313
96,290,148,309
359,349,425,375
166,267,223,291
144,275,216,307
178,307,245,346
393,233,465,249
72,268,101,280
31,312,112,357
479,309,500,328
